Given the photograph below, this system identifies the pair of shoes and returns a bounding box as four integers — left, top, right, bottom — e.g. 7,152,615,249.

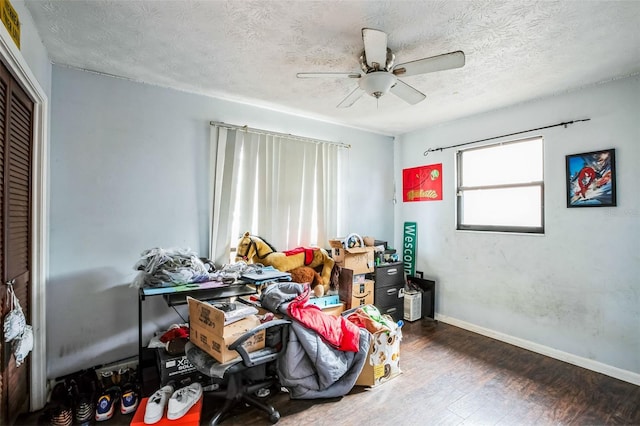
45,368,99,426
49,381,73,426
120,385,139,415
119,367,140,415
143,382,202,424
95,366,141,420
143,384,174,424
49,404,73,426
73,396,94,425
167,382,203,420
95,386,120,422
95,369,122,422
69,369,98,425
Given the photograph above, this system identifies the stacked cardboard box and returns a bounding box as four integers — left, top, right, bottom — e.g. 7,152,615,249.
328,238,375,275
338,268,374,309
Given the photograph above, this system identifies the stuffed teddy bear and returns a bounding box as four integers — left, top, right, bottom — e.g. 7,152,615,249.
289,266,325,297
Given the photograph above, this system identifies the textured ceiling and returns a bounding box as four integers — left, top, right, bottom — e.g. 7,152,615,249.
25,0,640,135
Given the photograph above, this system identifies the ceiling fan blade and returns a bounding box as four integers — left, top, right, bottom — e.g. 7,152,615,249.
362,28,388,69
390,79,426,105
297,72,361,79
393,51,465,77
337,86,365,108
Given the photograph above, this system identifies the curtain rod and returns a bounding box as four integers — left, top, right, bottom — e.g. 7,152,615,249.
210,121,351,149
423,118,591,156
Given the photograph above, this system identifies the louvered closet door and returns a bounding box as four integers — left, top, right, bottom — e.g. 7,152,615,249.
0,60,33,425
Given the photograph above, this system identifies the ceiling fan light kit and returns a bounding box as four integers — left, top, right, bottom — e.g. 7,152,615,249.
297,27,465,108
359,72,397,99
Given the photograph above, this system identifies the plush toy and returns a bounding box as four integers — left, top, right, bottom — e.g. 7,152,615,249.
235,232,335,295
289,266,325,297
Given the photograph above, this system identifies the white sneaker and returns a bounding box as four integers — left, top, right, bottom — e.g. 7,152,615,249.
143,384,174,424
166,382,203,420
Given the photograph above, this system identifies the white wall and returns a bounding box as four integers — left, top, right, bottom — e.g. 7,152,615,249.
395,75,640,382
10,1,51,95
48,65,393,378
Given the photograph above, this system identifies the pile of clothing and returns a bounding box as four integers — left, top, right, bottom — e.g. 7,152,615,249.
132,248,272,288
260,283,372,399
132,247,212,288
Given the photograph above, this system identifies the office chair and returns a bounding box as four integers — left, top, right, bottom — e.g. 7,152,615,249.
185,318,291,425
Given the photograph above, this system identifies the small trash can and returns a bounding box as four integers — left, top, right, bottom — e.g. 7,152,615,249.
403,290,422,321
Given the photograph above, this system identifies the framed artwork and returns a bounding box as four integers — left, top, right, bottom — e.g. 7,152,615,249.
403,163,443,202
566,148,616,207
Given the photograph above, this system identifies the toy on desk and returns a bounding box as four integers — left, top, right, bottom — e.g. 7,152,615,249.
235,232,334,295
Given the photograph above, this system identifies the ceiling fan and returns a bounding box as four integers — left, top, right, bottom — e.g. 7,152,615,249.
297,28,465,108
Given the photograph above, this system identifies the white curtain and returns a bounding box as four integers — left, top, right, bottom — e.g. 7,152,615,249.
209,125,345,266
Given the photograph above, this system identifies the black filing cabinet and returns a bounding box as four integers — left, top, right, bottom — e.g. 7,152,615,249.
372,262,405,322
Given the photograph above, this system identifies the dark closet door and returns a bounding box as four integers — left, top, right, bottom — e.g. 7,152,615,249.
0,59,33,425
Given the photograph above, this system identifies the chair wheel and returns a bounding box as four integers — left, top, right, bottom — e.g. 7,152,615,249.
269,411,280,423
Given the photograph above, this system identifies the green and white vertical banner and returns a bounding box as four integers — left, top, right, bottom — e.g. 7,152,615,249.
403,222,417,277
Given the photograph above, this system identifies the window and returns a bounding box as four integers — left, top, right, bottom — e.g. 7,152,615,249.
209,125,346,266
456,136,544,233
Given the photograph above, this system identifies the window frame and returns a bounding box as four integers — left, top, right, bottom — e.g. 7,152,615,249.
456,136,545,234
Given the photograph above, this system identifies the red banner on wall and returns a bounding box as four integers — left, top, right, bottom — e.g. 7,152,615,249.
402,163,443,202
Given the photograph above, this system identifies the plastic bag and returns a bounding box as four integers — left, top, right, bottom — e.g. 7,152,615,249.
4,284,26,342
13,325,33,367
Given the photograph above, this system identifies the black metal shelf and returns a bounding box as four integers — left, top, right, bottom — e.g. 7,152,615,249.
137,281,258,384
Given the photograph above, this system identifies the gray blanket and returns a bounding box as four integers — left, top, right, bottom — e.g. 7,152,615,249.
261,283,371,399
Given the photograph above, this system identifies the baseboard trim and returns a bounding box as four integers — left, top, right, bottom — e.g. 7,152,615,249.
435,313,640,386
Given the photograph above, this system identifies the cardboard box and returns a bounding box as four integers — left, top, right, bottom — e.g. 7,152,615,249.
339,268,374,309
331,246,374,275
155,349,198,386
347,280,374,309
322,302,345,316
355,327,402,387
188,297,265,364
328,238,345,249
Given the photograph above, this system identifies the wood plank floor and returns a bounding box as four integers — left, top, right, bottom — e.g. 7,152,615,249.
18,319,640,425
201,319,640,426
